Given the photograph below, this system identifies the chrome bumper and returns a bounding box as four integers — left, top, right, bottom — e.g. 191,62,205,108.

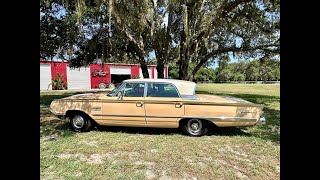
256,116,266,125
48,106,64,119
49,106,55,114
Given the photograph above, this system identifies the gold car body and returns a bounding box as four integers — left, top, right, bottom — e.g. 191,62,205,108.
49,79,265,128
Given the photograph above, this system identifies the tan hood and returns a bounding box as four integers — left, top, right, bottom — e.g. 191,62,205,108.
62,92,105,100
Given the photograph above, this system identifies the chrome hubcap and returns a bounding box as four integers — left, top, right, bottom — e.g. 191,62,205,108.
191,123,199,130
188,119,202,134
72,115,85,129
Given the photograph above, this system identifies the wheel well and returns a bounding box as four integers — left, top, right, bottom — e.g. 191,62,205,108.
65,110,98,127
179,118,217,128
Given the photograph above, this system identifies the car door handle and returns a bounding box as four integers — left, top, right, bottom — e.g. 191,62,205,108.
175,103,183,108
136,102,144,107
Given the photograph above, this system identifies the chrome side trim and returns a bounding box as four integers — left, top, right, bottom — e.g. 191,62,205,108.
91,114,257,122
182,116,257,122
92,114,178,118
182,102,263,107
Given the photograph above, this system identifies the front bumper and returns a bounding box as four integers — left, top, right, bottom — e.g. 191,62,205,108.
49,106,64,119
256,116,266,125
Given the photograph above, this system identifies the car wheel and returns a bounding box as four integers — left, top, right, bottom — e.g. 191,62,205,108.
69,114,91,132
181,119,208,137
99,82,107,89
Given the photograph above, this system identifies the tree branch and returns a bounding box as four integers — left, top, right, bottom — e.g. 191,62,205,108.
222,0,252,17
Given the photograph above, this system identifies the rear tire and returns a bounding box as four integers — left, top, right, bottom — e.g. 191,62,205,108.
181,119,208,137
68,114,92,132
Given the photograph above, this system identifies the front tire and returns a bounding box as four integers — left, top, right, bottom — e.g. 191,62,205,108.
181,119,208,137
69,114,91,132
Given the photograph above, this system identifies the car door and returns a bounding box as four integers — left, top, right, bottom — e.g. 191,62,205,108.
144,82,184,128
100,82,146,126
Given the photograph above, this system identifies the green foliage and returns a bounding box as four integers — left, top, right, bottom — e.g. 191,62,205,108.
168,62,179,79
194,68,216,82
216,69,233,82
215,59,280,82
232,73,246,81
48,73,67,90
40,0,280,80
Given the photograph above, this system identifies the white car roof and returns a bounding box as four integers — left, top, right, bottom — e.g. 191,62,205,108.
123,79,196,95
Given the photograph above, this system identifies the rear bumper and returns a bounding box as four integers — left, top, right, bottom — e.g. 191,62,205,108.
256,116,266,125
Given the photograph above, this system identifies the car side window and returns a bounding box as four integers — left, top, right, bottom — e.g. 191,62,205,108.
147,83,179,97
123,83,145,97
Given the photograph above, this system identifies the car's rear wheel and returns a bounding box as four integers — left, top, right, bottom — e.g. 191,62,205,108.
181,119,208,137
69,114,91,132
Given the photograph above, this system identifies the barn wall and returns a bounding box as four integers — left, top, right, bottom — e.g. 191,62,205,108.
90,64,110,89
41,62,167,90
131,65,140,78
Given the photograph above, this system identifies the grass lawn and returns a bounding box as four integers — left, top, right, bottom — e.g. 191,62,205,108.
40,84,280,180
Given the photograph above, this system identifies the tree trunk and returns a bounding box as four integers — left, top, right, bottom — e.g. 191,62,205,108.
156,60,164,78
139,57,149,78
178,1,190,80
178,55,189,80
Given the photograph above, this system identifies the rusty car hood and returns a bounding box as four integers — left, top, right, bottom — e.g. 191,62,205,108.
62,92,105,100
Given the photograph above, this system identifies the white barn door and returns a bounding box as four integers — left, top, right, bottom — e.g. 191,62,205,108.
40,64,52,90
67,67,91,89
110,66,131,74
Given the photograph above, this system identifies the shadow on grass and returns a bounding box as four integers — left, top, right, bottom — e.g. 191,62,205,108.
40,117,76,139
95,125,251,137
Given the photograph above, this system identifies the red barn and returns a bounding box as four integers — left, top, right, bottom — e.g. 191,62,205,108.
40,61,169,90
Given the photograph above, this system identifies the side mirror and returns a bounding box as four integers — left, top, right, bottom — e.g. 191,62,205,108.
117,91,123,100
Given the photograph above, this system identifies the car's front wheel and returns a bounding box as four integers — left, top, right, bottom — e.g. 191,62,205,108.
181,119,208,137
68,114,92,132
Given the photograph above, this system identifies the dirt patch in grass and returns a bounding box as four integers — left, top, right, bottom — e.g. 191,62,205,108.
58,153,105,164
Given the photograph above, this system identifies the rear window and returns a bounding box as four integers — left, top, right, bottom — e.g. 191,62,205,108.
147,83,179,97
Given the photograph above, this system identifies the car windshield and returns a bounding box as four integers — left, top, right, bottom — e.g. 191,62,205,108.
107,82,123,97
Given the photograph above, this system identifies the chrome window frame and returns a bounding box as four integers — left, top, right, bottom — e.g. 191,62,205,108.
109,82,146,98
123,82,146,97
108,82,125,97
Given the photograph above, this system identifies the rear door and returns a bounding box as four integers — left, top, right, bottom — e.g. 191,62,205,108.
144,83,184,128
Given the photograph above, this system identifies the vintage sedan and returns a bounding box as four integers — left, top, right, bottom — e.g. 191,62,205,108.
49,79,265,136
